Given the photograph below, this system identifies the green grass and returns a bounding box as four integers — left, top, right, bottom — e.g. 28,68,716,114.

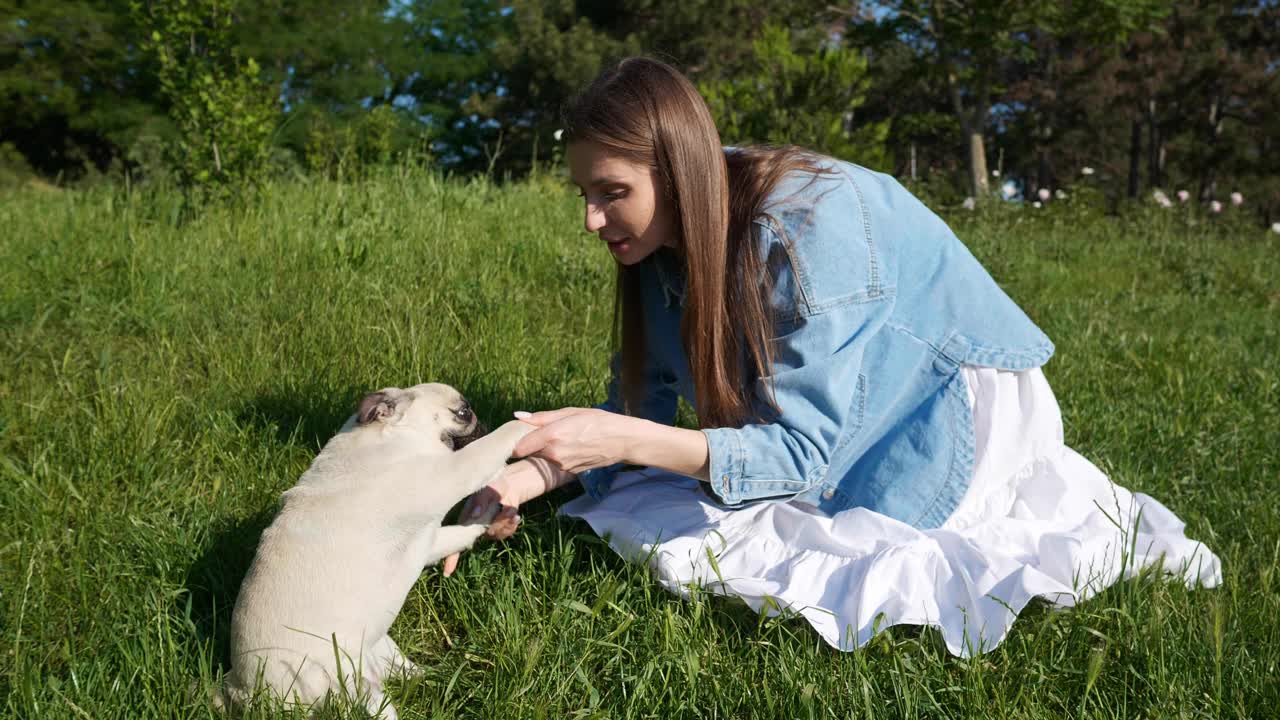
1,170,1277,719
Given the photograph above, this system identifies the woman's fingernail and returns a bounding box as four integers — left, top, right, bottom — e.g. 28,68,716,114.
513,411,532,419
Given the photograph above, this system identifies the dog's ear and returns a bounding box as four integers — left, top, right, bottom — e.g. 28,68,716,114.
357,391,398,425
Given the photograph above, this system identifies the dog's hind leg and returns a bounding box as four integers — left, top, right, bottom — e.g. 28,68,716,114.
362,685,398,720
372,634,419,677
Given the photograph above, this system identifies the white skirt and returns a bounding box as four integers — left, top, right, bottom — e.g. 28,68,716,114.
560,366,1221,656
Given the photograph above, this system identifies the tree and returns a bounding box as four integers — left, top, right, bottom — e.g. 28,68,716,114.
0,0,164,178
847,0,1164,200
700,24,889,168
467,0,837,175
135,0,278,190
990,2,1167,200
1168,1,1279,204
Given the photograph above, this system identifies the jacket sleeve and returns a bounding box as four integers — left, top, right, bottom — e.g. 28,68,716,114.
577,352,679,499
701,207,894,505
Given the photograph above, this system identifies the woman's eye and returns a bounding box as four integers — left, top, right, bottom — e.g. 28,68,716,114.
577,189,626,203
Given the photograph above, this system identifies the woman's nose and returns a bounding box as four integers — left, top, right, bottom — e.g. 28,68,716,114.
584,203,607,234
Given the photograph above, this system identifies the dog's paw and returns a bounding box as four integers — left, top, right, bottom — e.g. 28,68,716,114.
486,505,521,540
497,418,537,442
460,486,502,525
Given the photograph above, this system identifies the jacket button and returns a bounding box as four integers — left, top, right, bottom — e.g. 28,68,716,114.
821,488,835,500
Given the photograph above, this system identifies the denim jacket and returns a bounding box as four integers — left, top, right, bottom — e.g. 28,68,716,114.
577,158,1054,529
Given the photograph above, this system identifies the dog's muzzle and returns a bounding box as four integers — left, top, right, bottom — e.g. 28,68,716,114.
446,420,488,450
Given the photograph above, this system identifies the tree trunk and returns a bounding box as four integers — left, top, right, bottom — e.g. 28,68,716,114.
1146,100,1161,189
1037,149,1054,194
1128,119,1142,199
967,127,989,197
1036,121,1054,193
1198,94,1224,202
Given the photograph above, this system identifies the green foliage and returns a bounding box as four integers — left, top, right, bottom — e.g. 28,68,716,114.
588,0,834,79
1,0,1274,206
483,0,636,174
390,0,514,170
134,0,278,192
303,106,433,180
701,25,890,168
0,141,34,188
0,0,162,179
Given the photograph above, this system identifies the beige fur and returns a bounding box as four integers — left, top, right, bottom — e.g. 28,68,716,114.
215,383,531,717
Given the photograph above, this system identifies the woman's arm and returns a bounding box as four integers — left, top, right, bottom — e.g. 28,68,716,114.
503,455,579,501
627,419,710,481
513,409,709,481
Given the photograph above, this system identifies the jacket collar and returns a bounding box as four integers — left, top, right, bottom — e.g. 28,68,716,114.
650,248,687,309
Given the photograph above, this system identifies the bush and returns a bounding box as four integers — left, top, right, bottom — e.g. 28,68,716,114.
700,24,890,170
0,142,35,189
304,105,433,180
135,0,278,195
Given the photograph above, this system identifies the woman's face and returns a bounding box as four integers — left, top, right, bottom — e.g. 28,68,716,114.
567,140,676,266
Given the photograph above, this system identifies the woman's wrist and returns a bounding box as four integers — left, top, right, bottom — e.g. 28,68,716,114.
622,418,710,481
501,456,576,505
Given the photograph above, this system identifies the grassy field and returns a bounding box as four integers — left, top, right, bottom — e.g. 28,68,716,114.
1,170,1277,719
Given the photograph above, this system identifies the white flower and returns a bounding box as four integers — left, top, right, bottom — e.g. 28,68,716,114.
1210,200,1223,213
1037,188,1051,202
962,196,976,210
553,129,564,141
1081,166,1095,176
1055,189,1067,200
1000,180,1018,199
1271,222,1280,234
1152,189,1170,205
1230,191,1243,206
1176,190,1190,202
1032,201,1042,209
991,170,1001,178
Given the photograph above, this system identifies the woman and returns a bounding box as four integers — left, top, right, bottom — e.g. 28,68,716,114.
442,58,1217,654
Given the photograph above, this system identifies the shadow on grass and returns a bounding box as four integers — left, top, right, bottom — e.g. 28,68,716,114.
183,505,277,675
234,383,363,452
231,373,547,452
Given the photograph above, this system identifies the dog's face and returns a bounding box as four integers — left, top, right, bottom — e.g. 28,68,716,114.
354,383,487,450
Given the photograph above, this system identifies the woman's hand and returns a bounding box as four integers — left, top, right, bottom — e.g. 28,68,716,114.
443,406,710,576
511,408,636,475
441,456,573,577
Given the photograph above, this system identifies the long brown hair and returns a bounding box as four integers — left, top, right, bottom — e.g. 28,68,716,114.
564,57,826,429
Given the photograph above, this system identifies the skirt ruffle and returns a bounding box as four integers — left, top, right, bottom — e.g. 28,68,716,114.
560,367,1221,656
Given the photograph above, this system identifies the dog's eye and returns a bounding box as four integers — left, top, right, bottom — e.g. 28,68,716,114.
453,403,473,421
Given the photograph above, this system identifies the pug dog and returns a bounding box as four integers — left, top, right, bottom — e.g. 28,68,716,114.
214,383,532,718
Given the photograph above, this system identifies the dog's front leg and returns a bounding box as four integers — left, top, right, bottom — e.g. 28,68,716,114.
450,420,535,496
425,524,490,565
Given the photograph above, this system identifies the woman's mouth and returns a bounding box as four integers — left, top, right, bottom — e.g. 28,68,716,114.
604,236,631,254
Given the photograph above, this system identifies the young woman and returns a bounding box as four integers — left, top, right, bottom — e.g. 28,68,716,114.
442,57,1217,653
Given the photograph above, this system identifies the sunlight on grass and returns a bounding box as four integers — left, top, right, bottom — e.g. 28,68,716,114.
1,170,1277,718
